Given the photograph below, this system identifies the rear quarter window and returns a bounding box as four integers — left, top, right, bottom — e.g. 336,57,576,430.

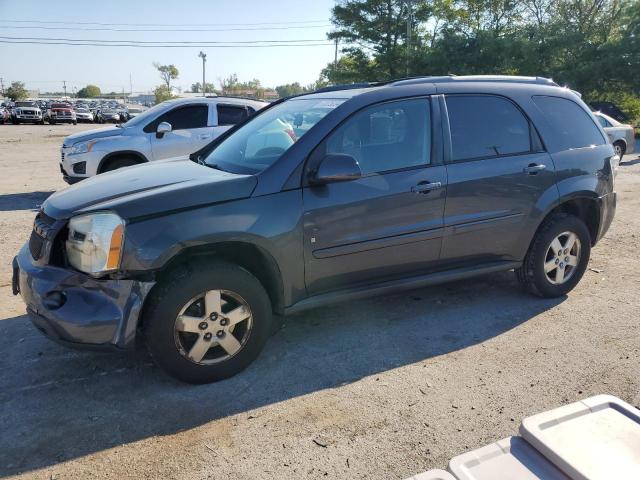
532,96,605,150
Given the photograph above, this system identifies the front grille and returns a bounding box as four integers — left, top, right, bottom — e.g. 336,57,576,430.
28,231,45,260
29,211,59,261
61,150,65,160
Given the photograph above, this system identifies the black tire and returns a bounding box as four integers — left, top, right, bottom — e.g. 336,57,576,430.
100,156,138,173
13,118,19,125
143,260,273,383
72,120,77,125
516,213,591,298
49,120,56,125
613,141,626,160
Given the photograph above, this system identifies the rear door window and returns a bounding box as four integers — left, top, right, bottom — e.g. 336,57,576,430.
445,95,533,162
217,105,249,126
532,96,605,149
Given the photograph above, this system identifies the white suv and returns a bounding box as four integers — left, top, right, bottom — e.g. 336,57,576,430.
60,97,268,183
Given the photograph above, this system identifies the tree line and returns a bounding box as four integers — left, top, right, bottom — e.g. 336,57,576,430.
320,0,640,120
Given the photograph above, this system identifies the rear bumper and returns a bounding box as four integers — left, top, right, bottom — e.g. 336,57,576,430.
14,244,154,350
595,191,616,243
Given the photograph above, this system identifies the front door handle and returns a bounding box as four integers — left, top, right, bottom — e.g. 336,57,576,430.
411,181,442,194
523,163,546,174
198,134,211,140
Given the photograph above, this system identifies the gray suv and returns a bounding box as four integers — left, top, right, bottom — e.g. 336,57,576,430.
13,76,617,383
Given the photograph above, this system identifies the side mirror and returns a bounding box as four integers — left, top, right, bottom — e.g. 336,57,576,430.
156,121,172,138
311,153,362,185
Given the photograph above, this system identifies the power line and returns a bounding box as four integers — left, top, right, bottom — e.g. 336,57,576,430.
0,40,335,48
0,24,331,33
0,36,329,45
0,19,330,27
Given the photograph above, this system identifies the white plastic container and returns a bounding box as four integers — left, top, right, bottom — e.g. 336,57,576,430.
448,436,568,479
520,394,640,479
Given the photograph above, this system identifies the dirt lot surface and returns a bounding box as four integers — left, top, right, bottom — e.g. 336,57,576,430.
0,124,639,480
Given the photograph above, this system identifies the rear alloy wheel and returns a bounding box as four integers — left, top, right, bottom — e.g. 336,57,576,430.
144,260,273,383
516,213,591,297
613,141,625,159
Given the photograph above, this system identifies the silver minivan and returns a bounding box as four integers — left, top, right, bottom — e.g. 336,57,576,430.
60,97,268,183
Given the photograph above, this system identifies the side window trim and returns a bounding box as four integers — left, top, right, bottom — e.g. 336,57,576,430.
216,103,250,126
303,96,437,185
442,93,546,164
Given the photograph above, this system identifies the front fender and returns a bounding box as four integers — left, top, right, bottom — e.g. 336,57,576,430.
121,190,306,307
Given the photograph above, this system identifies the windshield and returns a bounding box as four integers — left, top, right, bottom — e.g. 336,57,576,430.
16,102,36,107
120,102,165,127
204,98,344,174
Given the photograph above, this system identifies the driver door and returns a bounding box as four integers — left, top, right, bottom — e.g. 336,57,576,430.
302,97,447,295
145,104,209,160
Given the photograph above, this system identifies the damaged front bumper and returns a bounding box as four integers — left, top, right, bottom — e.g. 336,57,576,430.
13,244,154,350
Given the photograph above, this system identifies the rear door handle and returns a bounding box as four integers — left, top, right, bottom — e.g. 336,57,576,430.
411,181,442,194
523,163,546,174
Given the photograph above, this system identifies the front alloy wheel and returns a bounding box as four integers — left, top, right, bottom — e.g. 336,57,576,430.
174,290,253,365
144,260,273,384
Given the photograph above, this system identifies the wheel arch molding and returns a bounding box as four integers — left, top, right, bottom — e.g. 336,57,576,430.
98,150,149,173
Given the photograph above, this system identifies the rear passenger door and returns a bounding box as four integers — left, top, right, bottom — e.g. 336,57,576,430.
440,94,558,265
146,104,209,160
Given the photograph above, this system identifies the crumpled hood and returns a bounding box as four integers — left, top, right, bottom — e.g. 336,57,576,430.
43,160,257,220
63,126,124,146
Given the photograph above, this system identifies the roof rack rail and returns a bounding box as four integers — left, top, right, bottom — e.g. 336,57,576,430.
390,75,559,87
313,82,377,93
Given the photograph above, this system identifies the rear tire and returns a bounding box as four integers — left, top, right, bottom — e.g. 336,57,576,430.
516,213,591,298
143,260,273,384
613,141,626,160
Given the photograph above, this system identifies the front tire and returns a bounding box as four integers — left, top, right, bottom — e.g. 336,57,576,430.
516,213,591,298
143,260,273,384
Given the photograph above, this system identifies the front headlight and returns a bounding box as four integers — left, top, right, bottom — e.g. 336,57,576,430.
66,212,125,275
69,140,96,155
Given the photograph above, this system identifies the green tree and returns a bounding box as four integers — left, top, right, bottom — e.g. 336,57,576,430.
76,84,101,98
190,82,217,93
275,82,306,97
154,85,175,104
153,63,179,92
6,81,28,101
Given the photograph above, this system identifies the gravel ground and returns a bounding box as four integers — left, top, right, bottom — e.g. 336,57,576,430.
0,124,639,480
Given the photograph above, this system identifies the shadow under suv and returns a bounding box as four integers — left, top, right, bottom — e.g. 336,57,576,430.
13,76,617,384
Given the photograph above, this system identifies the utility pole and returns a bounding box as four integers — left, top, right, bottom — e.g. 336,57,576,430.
63,80,67,99
0,77,4,97
405,0,415,77
198,51,207,97
129,73,133,96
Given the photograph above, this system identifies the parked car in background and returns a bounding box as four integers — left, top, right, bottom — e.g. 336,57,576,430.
13,101,44,124
16,76,617,383
75,108,94,123
95,108,121,124
59,96,267,183
0,107,10,124
48,103,77,125
593,111,636,159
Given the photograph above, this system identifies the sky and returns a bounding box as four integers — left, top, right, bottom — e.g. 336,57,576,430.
0,0,338,95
